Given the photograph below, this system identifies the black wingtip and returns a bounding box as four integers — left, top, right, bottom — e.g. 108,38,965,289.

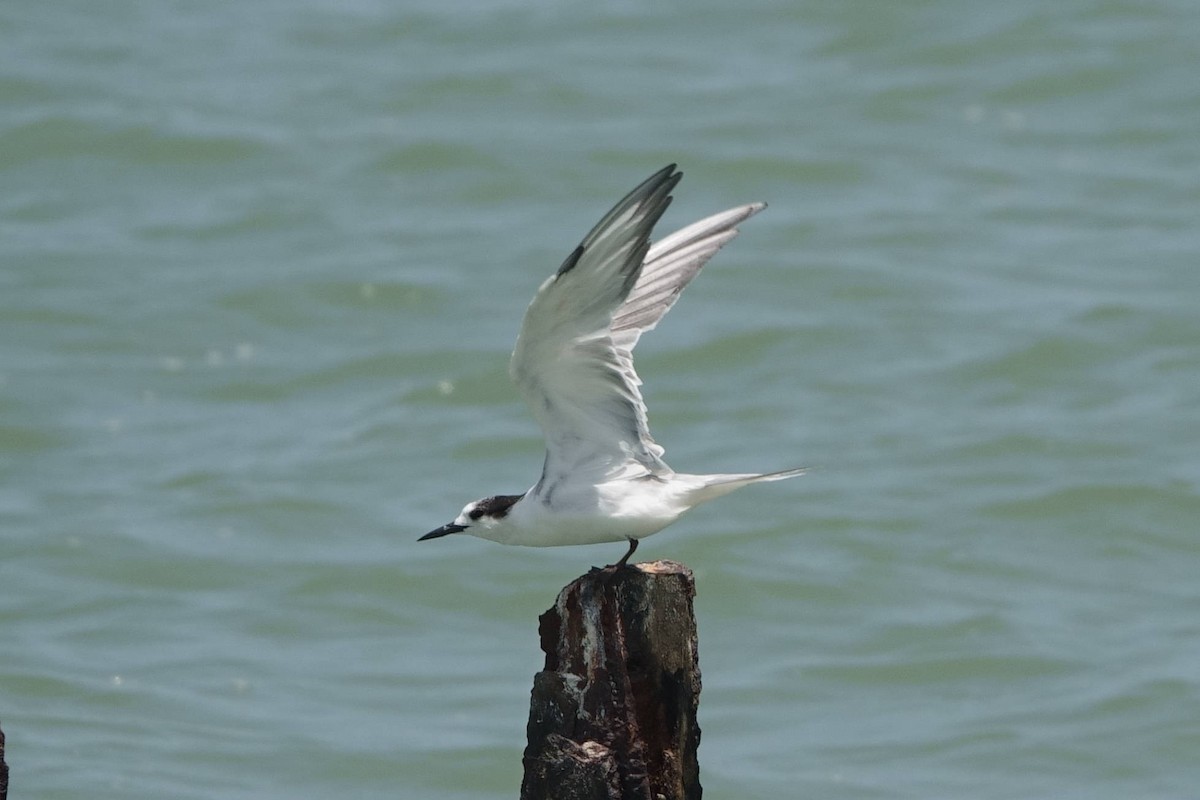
555,243,586,277
657,162,680,179
556,166,683,281
629,164,682,210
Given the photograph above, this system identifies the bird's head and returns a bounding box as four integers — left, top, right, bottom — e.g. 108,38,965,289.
419,493,525,542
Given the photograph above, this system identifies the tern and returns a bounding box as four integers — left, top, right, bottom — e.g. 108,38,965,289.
420,164,804,565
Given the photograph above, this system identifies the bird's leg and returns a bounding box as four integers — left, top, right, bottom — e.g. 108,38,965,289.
614,537,638,568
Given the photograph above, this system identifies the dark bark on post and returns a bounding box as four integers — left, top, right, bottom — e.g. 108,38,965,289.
521,560,702,800
1,717,8,800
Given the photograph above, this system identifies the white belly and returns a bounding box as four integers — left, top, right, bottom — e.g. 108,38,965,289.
483,479,691,547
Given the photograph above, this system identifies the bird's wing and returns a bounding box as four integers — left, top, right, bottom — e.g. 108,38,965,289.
510,165,680,485
509,165,763,489
611,202,765,352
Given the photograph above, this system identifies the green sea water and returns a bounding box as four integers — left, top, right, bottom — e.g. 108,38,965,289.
3,1,1199,797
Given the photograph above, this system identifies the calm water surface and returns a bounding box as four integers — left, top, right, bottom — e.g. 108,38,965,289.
3,1,1199,798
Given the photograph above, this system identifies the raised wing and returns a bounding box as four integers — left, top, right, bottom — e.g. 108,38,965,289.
611,202,765,351
509,165,763,488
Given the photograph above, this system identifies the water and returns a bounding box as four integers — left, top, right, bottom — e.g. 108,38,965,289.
3,1,1199,797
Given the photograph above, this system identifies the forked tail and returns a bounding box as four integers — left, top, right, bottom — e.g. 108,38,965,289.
687,466,807,505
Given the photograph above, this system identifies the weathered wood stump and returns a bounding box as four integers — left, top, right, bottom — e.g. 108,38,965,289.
521,560,702,800
1,716,8,800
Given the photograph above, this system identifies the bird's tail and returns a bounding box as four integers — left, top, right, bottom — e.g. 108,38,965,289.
685,467,807,505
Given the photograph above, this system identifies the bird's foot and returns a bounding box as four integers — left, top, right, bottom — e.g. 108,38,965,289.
589,539,639,574
612,538,639,568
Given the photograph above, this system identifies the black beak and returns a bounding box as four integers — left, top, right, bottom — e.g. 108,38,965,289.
419,523,467,541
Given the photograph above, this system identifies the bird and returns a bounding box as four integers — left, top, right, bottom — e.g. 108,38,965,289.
420,164,805,566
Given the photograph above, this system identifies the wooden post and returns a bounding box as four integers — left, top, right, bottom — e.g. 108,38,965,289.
1,716,8,800
521,560,702,800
